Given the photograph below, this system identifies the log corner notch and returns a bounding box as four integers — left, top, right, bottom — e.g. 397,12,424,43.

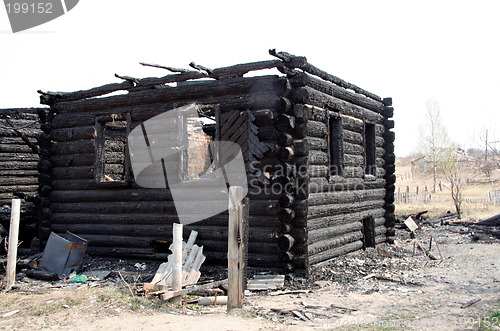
381,97,396,243
275,90,309,273
35,107,54,245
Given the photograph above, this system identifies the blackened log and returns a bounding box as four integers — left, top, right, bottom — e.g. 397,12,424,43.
0,161,38,170
344,154,364,167
51,201,177,214
308,189,386,206
308,165,329,178
289,71,385,113
293,140,309,156
0,177,38,186
52,76,280,113
382,106,394,118
309,150,328,165
308,240,363,265
257,125,279,140
279,194,295,208
252,109,275,126
277,133,294,146
51,140,95,155
292,87,383,124
306,121,327,138
0,137,37,145
50,189,175,203
51,126,96,142
291,199,308,217
308,200,385,220
383,130,395,143
269,49,381,101
279,250,294,262
306,137,327,151
277,146,294,161
308,230,363,256
39,81,134,105
52,223,279,246
0,170,39,176
277,97,292,114
279,222,292,234
83,234,154,248
52,166,96,180
308,209,385,232
249,200,280,216
308,176,385,193
293,104,311,123
293,123,307,139
278,234,295,251
211,59,283,78
50,154,95,167
343,130,363,145
384,119,395,129
278,208,295,222
308,222,362,243
0,153,38,162
276,114,295,132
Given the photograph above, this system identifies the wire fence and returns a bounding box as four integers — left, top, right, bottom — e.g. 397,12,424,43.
395,186,495,206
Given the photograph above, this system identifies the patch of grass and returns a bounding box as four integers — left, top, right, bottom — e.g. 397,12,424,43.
63,297,81,307
32,302,60,316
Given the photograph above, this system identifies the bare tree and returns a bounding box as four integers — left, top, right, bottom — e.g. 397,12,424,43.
420,100,451,192
444,150,465,218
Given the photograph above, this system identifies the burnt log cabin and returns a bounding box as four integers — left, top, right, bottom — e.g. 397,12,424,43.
37,50,396,272
0,108,45,249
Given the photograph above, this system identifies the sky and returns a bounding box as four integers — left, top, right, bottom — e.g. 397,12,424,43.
1,0,499,157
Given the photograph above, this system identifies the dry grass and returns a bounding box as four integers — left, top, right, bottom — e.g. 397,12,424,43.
395,157,500,221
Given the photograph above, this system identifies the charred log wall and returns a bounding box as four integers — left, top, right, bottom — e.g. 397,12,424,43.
286,70,392,266
42,75,286,268
0,109,42,203
0,108,45,248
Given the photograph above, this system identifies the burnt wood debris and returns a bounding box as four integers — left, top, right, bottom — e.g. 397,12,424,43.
1,50,396,272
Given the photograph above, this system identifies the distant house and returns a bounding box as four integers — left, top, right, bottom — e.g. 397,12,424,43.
35,50,396,272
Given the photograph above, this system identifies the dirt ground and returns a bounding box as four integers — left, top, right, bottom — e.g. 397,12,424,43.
1,220,499,331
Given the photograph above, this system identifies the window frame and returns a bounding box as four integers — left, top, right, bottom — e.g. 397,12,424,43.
364,121,377,178
328,112,344,179
94,113,132,186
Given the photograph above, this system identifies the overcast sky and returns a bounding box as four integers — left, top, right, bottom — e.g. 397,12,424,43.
1,0,499,156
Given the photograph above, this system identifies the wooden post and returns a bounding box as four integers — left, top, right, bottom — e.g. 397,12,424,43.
171,223,183,305
5,199,21,291
227,186,244,310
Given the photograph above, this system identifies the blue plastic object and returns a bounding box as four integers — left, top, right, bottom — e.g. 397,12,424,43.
39,231,88,276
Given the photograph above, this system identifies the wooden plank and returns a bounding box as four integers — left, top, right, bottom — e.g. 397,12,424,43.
247,274,285,291
5,199,21,291
227,186,244,310
171,223,183,305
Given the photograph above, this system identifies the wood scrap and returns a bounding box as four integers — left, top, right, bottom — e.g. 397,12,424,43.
247,274,285,291
198,296,227,306
460,298,481,309
148,230,205,289
330,304,358,311
268,289,311,296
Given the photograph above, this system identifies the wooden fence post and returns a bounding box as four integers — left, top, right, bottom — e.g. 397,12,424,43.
171,223,183,305
5,199,21,291
227,186,244,310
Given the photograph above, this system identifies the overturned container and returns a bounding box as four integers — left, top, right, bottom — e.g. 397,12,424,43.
39,231,88,276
